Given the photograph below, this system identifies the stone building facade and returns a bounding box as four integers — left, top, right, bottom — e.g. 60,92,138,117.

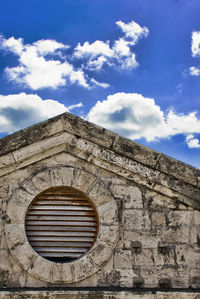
0,112,200,298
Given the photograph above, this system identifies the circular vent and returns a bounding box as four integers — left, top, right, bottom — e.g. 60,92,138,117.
25,186,98,263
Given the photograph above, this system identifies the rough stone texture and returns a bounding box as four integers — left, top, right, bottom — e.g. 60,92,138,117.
52,263,73,283
0,111,199,294
0,290,200,298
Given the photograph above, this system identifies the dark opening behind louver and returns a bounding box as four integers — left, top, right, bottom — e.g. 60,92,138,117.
25,186,98,263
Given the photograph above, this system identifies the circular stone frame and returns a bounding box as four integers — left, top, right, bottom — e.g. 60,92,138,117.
5,167,119,283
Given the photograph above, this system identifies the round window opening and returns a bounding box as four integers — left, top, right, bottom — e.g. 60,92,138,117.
25,186,99,263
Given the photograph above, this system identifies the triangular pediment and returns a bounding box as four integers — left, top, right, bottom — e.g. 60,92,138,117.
0,111,200,209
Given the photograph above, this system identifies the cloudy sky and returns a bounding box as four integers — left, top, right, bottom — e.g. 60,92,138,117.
0,0,200,168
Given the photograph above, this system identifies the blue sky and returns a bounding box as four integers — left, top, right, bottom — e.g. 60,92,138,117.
0,0,200,168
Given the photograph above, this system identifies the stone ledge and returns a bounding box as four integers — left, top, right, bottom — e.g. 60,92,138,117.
0,289,200,299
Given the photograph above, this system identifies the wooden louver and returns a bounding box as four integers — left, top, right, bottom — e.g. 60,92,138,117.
25,186,98,263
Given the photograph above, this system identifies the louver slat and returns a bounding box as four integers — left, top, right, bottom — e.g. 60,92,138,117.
25,187,98,263
26,226,96,232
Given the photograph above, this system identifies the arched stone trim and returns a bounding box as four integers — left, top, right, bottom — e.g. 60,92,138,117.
5,167,119,283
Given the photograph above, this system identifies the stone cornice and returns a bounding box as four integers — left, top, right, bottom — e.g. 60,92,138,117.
0,112,200,209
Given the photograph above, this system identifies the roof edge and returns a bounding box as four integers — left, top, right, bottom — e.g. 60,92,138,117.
0,111,199,188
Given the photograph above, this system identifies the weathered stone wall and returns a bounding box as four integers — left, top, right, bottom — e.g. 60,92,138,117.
0,112,199,295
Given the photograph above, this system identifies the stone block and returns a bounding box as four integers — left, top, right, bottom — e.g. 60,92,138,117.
6,201,27,224
16,144,67,170
145,191,177,210
123,210,150,231
162,227,190,244
98,270,121,287
125,186,143,209
168,211,193,227
124,230,160,249
69,136,96,160
0,130,28,157
88,242,112,268
194,211,200,225
189,269,200,288
72,169,95,193
62,112,116,149
52,263,73,283
20,179,38,196
155,265,190,289
114,250,132,269
11,242,37,270
118,269,136,287
135,249,154,266
30,167,75,193
152,212,166,226
140,266,159,288
157,294,199,299
98,225,119,250
0,178,9,198
10,188,35,206
156,153,200,187
13,132,72,164
0,153,16,177
25,116,64,144
28,256,53,282
88,181,113,207
190,227,200,245
97,200,118,224
5,224,26,249
158,173,200,203
0,250,11,271
72,256,98,282
110,184,130,199
176,244,200,268
113,135,160,167
24,272,49,288
153,184,176,200
155,245,175,266
52,167,74,186
31,169,55,192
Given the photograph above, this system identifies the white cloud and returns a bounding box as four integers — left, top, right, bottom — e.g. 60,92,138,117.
189,31,200,76
74,40,113,59
87,93,200,145
73,20,149,71
0,20,149,89
191,31,200,57
0,93,82,133
73,41,113,70
189,66,200,76
33,39,69,55
186,134,200,148
1,36,89,89
2,36,23,55
67,102,83,110
113,38,131,56
116,20,149,45
90,78,110,88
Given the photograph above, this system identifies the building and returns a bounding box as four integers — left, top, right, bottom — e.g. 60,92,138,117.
0,112,200,298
